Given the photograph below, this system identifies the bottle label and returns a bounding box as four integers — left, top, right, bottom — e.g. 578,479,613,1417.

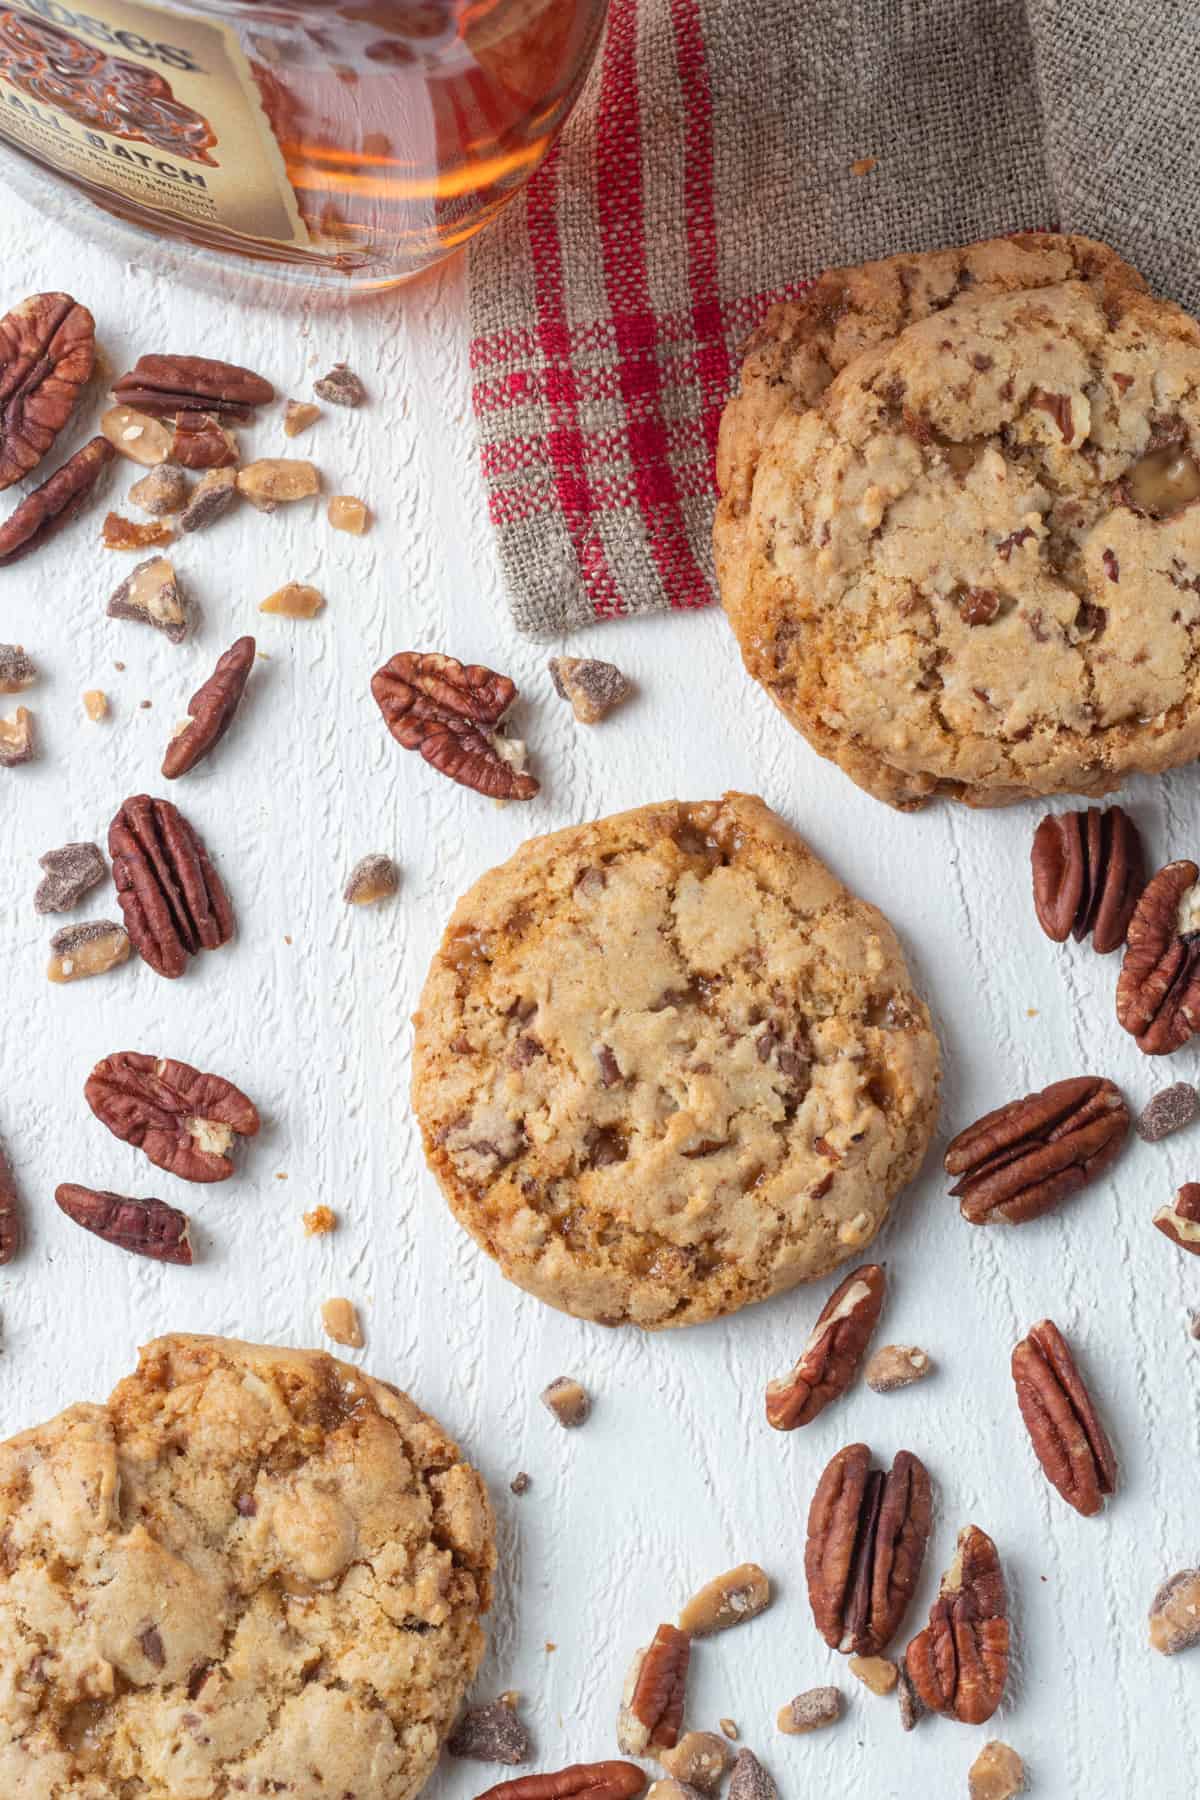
0,0,308,246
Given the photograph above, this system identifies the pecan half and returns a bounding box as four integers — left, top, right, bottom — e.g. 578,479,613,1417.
1117,860,1200,1053
372,651,539,800
113,353,273,419
765,1263,886,1428
162,636,255,779
171,411,239,469
1154,1182,1200,1255
0,436,114,564
85,1051,259,1182
1031,805,1145,954
905,1525,1009,1725
805,1443,932,1656
945,1077,1129,1224
623,1624,690,1751
1011,1319,1117,1516
475,1765,646,1800
0,292,95,489
108,794,234,978
0,1139,21,1265
55,1183,192,1264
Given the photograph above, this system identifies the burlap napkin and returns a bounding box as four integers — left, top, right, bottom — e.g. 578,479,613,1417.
470,0,1200,637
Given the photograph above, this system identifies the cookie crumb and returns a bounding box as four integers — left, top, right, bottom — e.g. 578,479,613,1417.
83,689,109,721
447,1698,532,1765
864,1344,932,1393
967,1741,1026,1800
776,1687,841,1734
303,1205,337,1236
320,1296,363,1348
540,1375,590,1427
848,1654,897,1695
549,654,632,724
1136,1082,1198,1142
510,1471,531,1495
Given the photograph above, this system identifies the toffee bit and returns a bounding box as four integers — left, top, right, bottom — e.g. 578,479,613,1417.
0,707,35,765
260,581,324,618
540,1375,590,1427
446,1699,532,1765
549,654,632,724
178,466,237,534
727,1748,776,1800
509,1471,531,1495
129,463,189,517
302,1205,337,1236
0,644,36,692
102,511,175,550
314,362,366,408
36,841,106,914
47,920,131,983
328,494,370,534
343,853,399,905
83,689,109,721
321,1295,363,1348
1136,1082,1198,1143
776,1687,841,1734
284,399,321,437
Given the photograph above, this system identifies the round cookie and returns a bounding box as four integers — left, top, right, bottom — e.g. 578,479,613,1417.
0,1334,494,1799
412,793,939,1328
724,276,1200,809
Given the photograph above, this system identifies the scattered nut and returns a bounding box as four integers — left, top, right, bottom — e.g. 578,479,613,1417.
172,411,239,470
302,1205,337,1236
1149,1568,1200,1654
284,399,321,437
0,706,34,765
260,581,324,618
865,1344,932,1393
549,655,632,724
968,1742,1026,1800
36,841,106,913
162,636,255,779
0,436,114,563
477,1765,644,1800
129,463,190,517
541,1375,590,1427
678,1563,770,1636
315,362,366,407
510,1471,531,1495
766,1263,886,1428
344,853,398,905
1154,1183,1200,1255
777,1688,841,1734
1012,1318,1117,1516
727,1749,775,1800
83,689,109,721
102,511,175,550
658,1733,733,1792
0,644,36,692
848,1655,897,1695
905,1524,1009,1724
100,403,174,466
179,465,238,533
113,353,273,419
1137,1081,1199,1142
328,493,369,534
47,919,130,983
946,1077,1129,1224
618,1625,691,1754
107,556,188,642
85,1051,259,1181
372,650,539,801
237,458,319,511
55,1182,192,1263
321,1296,363,1348
447,1699,532,1764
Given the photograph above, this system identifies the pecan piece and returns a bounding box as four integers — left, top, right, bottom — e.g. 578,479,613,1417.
162,636,255,779
108,556,188,642
765,1263,886,1428
0,292,95,489
475,1764,646,1800
36,841,105,913
0,1139,20,1265
1012,1319,1117,1516
85,1051,259,1182
171,411,239,469
0,436,114,564
372,651,539,800
905,1525,1009,1725
108,794,234,978
945,1077,1130,1224
1031,805,1145,953
113,353,273,419
448,1699,532,1765
55,1183,192,1264
1154,1182,1200,1254
1117,860,1200,1053
621,1624,690,1751
678,1563,770,1636
805,1443,932,1656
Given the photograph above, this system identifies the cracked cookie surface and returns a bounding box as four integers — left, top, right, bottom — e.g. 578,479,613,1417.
411,794,939,1328
723,274,1200,809
0,1334,494,1799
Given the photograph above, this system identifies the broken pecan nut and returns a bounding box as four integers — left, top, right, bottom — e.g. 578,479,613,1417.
624,1624,690,1751
1011,1319,1117,1516
678,1563,770,1636
372,651,539,800
0,292,95,489
1117,860,1200,1053
171,410,239,469
0,436,114,564
805,1443,932,1656
1031,805,1145,954
765,1262,886,1428
113,353,273,419
85,1051,259,1182
162,636,255,779
475,1765,646,1800
55,1182,192,1264
108,794,234,978
945,1077,1130,1224
1154,1182,1200,1255
905,1525,1009,1725
0,1138,21,1265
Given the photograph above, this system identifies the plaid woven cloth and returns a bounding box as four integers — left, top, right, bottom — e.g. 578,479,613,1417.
469,0,1200,637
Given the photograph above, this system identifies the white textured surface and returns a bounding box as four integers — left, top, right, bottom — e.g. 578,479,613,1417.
0,187,1197,1800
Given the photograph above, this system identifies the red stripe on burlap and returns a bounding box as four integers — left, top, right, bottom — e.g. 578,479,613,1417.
524,137,627,620
668,0,730,467
593,0,710,612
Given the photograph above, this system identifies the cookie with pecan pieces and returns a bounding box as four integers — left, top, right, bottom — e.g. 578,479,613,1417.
412,794,939,1328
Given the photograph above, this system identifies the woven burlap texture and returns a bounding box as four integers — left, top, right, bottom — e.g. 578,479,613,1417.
470,0,1200,637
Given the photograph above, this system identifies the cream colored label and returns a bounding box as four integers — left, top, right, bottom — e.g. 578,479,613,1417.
0,0,307,245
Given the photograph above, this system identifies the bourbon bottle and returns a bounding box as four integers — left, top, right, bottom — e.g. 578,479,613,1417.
0,0,606,290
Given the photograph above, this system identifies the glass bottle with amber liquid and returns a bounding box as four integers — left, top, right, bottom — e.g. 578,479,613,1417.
0,0,606,290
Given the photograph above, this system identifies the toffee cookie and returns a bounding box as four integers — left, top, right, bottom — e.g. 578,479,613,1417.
412,795,939,1327
0,1334,494,1798
721,272,1200,809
